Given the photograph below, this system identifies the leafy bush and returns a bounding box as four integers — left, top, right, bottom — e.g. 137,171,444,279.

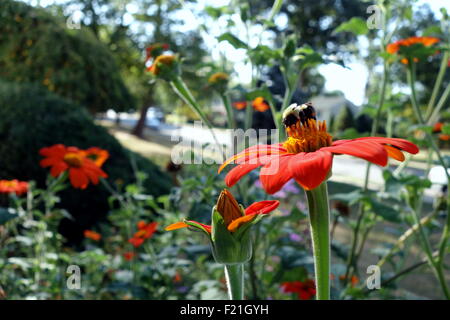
0,0,134,113
0,80,171,243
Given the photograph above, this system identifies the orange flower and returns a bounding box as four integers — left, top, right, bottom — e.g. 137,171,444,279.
252,97,270,112
219,103,418,193
233,101,247,110
208,72,229,84
439,134,450,141
128,221,158,248
0,179,28,196
123,252,136,261
281,280,316,300
84,230,101,241
84,147,109,167
433,122,444,133
39,144,108,189
387,36,440,64
173,272,182,283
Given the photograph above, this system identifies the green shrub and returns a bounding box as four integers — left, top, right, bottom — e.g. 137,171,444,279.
0,80,171,242
0,0,134,113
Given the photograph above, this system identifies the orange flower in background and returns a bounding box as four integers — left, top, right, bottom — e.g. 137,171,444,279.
219,103,419,193
233,101,247,110
281,279,316,300
387,36,440,64
252,97,270,112
39,144,108,189
173,272,182,283
128,221,158,248
84,230,101,241
84,147,109,167
433,122,444,133
208,72,229,84
339,275,359,287
123,252,136,261
0,180,28,196
148,54,176,75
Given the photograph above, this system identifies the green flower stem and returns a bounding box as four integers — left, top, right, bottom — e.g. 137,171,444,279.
345,61,389,282
220,93,236,129
305,182,331,300
425,50,449,120
224,264,244,300
407,62,450,299
171,76,224,159
427,83,450,125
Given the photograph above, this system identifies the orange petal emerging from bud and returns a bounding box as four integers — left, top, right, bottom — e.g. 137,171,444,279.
216,189,243,226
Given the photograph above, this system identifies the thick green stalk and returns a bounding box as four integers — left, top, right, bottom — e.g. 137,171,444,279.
224,264,244,300
305,182,330,300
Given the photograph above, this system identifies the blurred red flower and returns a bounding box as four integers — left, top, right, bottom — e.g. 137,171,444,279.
84,230,101,241
233,101,247,110
0,179,28,196
252,97,270,112
281,279,316,300
123,252,136,261
387,36,440,64
128,221,158,248
39,144,108,189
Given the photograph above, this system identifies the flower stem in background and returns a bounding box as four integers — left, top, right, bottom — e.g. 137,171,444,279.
170,76,224,159
224,264,244,300
305,182,330,300
407,61,450,299
220,93,236,129
425,50,449,120
345,61,390,282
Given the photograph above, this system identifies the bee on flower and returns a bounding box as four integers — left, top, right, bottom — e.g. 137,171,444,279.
219,102,419,193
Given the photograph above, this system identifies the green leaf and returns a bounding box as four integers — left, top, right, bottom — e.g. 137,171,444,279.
333,17,368,36
368,199,402,223
217,33,247,49
330,190,366,206
442,124,450,135
0,207,18,225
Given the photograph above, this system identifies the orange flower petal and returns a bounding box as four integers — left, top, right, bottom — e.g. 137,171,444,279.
227,214,256,232
165,221,189,231
384,145,405,162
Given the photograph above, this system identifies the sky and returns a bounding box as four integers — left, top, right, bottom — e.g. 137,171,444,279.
26,0,450,106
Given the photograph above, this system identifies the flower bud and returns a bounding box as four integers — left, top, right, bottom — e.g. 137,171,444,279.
148,54,180,80
208,72,229,94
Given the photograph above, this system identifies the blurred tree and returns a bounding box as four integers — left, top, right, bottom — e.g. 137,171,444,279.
332,104,355,134
249,0,368,57
0,0,134,114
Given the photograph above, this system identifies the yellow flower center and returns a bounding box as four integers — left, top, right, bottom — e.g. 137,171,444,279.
63,153,83,167
283,119,332,153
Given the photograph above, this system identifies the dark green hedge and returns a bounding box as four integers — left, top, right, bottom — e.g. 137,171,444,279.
0,80,171,242
0,0,134,113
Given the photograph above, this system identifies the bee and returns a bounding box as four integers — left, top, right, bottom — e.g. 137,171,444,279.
282,102,317,127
